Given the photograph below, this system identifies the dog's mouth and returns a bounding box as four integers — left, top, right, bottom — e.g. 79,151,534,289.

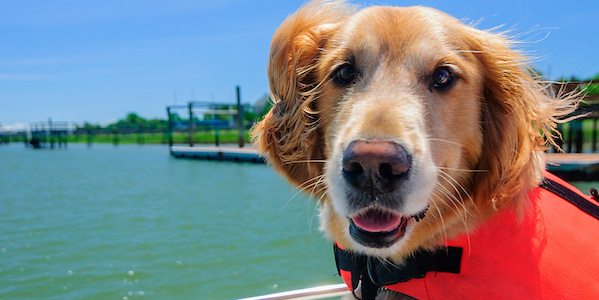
349,206,428,248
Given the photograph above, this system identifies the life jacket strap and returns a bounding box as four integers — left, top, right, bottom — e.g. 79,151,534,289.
540,177,599,220
334,243,462,299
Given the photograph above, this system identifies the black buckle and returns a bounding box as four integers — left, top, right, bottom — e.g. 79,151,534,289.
335,244,462,287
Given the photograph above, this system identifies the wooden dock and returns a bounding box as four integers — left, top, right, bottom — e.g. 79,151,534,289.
170,146,265,163
545,153,599,181
169,146,598,180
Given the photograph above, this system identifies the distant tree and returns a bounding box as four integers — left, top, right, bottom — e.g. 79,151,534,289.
528,68,545,81
124,113,146,126
243,104,258,124
582,83,599,96
79,122,102,130
145,118,167,131
580,73,599,96
259,101,273,118
74,122,103,134
170,112,183,122
558,75,582,82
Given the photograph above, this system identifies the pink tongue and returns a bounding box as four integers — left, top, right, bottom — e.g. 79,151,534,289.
352,209,403,233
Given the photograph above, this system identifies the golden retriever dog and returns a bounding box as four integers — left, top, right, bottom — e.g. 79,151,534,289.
252,0,599,299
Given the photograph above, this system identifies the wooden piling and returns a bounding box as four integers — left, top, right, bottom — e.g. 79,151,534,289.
236,85,244,148
86,129,93,148
593,119,598,153
166,107,174,148
188,102,194,147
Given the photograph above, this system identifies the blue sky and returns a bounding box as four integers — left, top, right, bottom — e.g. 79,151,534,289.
1,0,598,127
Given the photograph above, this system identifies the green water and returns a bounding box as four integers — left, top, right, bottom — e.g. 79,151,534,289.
0,144,341,299
2,144,597,300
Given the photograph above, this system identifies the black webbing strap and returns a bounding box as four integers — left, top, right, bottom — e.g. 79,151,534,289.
540,177,599,220
334,244,462,300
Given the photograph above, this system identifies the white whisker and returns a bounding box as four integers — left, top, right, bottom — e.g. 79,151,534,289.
438,169,477,211
284,159,328,164
436,166,488,173
434,172,474,253
429,196,448,245
281,175,325,212
427,138,463,147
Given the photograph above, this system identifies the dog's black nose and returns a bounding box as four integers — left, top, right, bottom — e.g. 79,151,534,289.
342,140,410,193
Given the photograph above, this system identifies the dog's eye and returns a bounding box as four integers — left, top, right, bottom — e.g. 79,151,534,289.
432,67,454,90
334,64,355,85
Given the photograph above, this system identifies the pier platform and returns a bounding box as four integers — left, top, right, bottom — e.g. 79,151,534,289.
170,146,265,163
169,146,598,181
546,153,599,181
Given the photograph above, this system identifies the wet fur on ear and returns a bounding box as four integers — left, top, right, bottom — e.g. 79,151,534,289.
466,30,579,213
251,1,355,188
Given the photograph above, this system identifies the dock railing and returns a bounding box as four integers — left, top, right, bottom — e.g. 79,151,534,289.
166,86,247,149
27,121,75,149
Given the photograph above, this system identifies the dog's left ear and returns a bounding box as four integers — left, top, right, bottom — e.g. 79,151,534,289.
465,29,577,210
252,1,354,188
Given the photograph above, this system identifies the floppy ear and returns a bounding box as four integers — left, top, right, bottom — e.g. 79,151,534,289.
465,30,578,211
252,1,354,188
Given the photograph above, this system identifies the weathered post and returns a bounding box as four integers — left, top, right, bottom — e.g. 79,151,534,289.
87,128,93,148
593,118,597,153
574,120,583,153
63,123,67,148
113,128,119,147
137,125,144,145
236,86,244,148
215,128,220,147
188,102,194,147
566,123,573,153
166,107,174,148
49,118,55,149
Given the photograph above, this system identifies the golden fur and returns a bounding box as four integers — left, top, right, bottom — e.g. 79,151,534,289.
252,0,577,263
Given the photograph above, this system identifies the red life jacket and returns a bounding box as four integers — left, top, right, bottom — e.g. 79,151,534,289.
335,171,599,299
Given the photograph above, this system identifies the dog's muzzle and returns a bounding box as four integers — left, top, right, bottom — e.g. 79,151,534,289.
341,139,427,248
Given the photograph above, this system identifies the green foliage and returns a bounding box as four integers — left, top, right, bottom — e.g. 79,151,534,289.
80,122,103,130
258,99,273,118
528,68,545,81
79,112,167,132
64,96,279,145
68,111,254,145
243,104,259,124
582,83,599,96
580,73,599,96
66,129,251,145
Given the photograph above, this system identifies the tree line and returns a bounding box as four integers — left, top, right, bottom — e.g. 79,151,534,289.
75,102,269,134
76,113,168,133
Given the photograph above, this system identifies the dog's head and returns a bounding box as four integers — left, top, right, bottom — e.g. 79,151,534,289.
252,0,575,259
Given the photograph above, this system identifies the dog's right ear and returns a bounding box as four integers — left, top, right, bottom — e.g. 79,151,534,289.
252,1,354,188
